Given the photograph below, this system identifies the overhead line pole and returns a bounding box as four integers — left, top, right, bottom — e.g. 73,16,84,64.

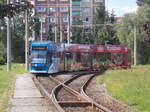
25,10,29,71
7,0,11,72
134,25,137,66
60,13,63,43
55,14,57,42
67,23,70,44
67,7,70,44
40,20,43,41
55,0,58,43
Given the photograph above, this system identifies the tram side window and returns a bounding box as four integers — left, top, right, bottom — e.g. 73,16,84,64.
128,53,131,64
81,53,92,66
81,53,88,66
47,51,52,63
105,53,111,64
53,52,57,58
112,53,124,65
98,53,104,65
58,52,64,62
93,53,97,64
75,53,81,62
66,52,73,64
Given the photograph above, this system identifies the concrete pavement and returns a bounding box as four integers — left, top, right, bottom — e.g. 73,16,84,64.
8,74,55,112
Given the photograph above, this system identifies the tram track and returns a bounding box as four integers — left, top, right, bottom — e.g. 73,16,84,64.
33,71,111,112
84,73,138,112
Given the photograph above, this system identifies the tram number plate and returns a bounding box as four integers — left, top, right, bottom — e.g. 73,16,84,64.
32,46,47,50
36,67,41,70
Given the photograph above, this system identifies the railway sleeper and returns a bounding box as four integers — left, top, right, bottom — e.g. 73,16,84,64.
58,101,107,112
58,101,91,107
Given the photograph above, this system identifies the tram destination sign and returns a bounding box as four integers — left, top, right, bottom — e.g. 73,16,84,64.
32,46,47,50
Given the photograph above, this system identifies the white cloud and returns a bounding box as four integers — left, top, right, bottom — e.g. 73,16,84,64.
107,6,138,17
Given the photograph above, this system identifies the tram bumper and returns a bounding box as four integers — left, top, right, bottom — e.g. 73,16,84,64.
30,70,47,74
30,63,49,73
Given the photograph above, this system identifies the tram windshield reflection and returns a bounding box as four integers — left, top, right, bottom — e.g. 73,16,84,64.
31,50,47,63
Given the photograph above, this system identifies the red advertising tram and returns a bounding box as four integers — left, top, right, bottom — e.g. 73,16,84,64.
93,45,131,69
64,44,131,71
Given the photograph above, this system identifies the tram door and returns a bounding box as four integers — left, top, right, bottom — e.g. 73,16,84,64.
112,53,125,66
104,53,111,66
48,46,59,73
65,52,74,71
80,52,93,70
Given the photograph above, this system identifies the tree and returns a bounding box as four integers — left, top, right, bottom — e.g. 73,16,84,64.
71,19,83,44
0,19,6,64
47,25,55,41
71,4,119,45
95,5,105,24
116,4,150,64
30,17,40,40
0,2,33,19
137,0,150,6
11,15,25,62
93,8,119,45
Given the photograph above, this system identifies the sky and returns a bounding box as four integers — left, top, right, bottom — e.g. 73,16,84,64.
106,0,138,17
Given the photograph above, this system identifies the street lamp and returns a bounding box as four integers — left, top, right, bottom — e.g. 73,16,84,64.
39,17,45,41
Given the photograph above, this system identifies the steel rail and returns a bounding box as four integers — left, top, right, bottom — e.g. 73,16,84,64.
80,73,111,112
50,71,112,112
80,72,138,112
50,71,94,112
33,75,64,112
33,71,93,112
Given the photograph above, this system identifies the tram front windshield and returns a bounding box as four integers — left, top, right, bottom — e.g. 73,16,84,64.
31,50,47,63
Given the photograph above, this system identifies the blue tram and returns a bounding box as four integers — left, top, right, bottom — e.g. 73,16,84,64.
30,41,61,73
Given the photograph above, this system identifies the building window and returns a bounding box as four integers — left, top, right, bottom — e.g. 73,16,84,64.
60,7,68,12
37,7,46,12
82,17,89,22
82,7,90,13
41,18,46,22
86,17,88,22
59,0,68,1
95,0,103,2
39,17,46,22
51,27,55,32
41,28,46,33
50,17,56,23
37,0,45,1
63,17,68,22
82,0,90,2
50,7,56,12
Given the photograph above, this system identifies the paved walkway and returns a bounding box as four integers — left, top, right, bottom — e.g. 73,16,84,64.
8,74,55,112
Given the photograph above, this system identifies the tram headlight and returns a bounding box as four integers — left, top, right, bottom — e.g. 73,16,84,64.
31,64,35,67
31,64,38,67
42,64,46,67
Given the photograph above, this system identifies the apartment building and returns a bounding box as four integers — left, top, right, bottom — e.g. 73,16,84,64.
80,0,105,24
34,0,105,40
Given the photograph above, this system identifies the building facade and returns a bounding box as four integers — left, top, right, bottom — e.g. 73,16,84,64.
34,0,105,41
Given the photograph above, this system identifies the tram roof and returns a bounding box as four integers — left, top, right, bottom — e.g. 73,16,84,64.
31,41,56,46
93,45,131,53
66,44,93,52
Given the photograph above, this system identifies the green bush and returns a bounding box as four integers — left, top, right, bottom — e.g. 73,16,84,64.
0,56,5,65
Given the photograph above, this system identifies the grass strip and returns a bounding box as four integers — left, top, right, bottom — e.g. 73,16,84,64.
97,65,150,112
